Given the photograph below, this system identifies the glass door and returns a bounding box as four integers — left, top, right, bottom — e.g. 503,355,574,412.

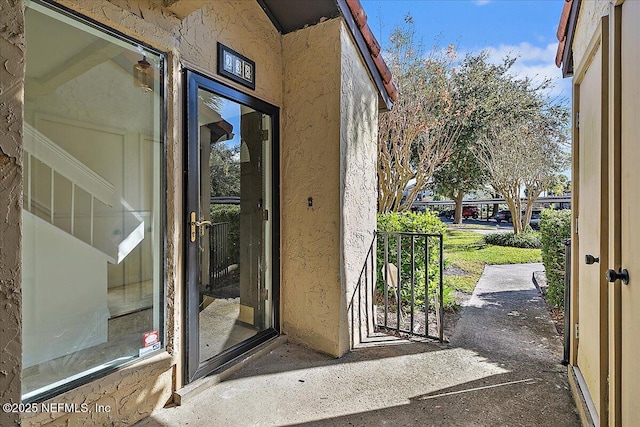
185,71,279,382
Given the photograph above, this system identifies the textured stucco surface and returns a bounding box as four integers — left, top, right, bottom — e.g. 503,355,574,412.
55,0,282,107
281,18,343,356
0,0,24,426
573,0,610,71
281,19,378,357
338,24,378,354
22,353,173,427
5,0,382,423
7,0,283,424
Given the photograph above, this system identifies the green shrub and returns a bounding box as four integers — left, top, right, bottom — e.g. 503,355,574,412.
211,204,240,264
483,231,541,249
376,212,455,310
540,209,571,307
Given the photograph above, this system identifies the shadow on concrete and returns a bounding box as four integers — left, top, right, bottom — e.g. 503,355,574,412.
139,264,579,426
288,369,577,427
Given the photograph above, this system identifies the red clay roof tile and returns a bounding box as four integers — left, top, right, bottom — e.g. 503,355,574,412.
555,0,572,69
555,37,566,68
345,0,398,104
557,0,572,41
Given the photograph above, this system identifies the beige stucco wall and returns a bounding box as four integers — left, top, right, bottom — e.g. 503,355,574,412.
281,18,343,356
22,354,172,427
338,24,378,353
281,18,379,356
0,1,25,426
4,0,382,423
573,0,610,70
13,0,282,425
55,0,283,107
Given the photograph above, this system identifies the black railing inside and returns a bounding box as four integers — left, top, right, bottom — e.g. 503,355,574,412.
377,231,445,342
209,222,231,289
349,231,445,346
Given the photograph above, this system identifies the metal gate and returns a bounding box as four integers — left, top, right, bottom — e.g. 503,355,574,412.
349,231,445,346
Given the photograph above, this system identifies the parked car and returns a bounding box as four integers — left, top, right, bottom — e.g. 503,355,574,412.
462,206,479,219
492,210,512,223
492,209,542,228
439,209,454,218
439,206,478,220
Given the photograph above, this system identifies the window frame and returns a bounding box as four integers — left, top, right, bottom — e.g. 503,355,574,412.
22,0,168,404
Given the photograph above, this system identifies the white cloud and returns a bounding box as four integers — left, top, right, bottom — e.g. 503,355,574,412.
481,42,571,100
474,0,491,5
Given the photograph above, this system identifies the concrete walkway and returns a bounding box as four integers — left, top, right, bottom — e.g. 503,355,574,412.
138,263,579,426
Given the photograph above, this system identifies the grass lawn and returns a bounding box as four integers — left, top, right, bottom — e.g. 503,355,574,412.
444,230,542,294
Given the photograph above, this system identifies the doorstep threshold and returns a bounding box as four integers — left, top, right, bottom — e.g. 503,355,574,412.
173,335,287,405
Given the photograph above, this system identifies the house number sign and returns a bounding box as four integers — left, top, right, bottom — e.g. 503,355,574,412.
217,43,256,90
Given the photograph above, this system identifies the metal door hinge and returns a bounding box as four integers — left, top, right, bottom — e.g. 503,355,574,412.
263,209,269,221
575,323,579,339
575,112,580,129
261,130,269,141
260,289,269,300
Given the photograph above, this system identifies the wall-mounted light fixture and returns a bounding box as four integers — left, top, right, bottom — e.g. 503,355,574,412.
133,56,154,92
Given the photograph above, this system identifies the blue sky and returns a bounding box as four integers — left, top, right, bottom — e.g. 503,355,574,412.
362,0,570,100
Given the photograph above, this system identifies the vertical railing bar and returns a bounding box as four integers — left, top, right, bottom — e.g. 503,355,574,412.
372,233,377,333
350,290,354,348
410,234,415,334
425,235,429,338
439,235,444,343
364,245,369,339
70,183,75,235
383,232,389,329
396,233,401,333
358,270,362,344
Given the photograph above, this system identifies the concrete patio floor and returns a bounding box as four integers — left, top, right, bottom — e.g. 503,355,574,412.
137,263,579,426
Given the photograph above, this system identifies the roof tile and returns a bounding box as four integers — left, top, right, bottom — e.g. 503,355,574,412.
345,0,398,103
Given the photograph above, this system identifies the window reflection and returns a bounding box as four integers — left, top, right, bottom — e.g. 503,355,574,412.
22,2,164,399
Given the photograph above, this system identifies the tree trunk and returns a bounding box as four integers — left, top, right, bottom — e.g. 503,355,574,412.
453,191,464,224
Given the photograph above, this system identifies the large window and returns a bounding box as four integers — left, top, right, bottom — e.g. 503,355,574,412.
22,1,165,400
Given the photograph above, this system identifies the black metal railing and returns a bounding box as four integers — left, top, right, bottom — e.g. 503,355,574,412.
348,230,445,347
377,231,444,342
348,233,377,348
209,222,230,289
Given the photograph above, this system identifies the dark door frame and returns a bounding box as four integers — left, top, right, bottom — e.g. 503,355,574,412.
184,70,280,383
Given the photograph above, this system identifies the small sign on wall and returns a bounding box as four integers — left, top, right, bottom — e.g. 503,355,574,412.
217,43,256,90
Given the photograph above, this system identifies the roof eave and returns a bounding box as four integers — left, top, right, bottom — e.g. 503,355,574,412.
562,0,582,78
337,0,395,111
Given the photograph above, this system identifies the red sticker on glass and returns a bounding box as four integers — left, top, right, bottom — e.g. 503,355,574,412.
143,330,159,347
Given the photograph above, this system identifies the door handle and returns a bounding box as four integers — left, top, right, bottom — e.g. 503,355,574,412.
605,268,630,285
190,212,212,242
585,255,599,265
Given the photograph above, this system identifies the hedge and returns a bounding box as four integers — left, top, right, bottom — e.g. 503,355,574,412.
376,211,456,309
540,209,571,307
483,231,541,249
